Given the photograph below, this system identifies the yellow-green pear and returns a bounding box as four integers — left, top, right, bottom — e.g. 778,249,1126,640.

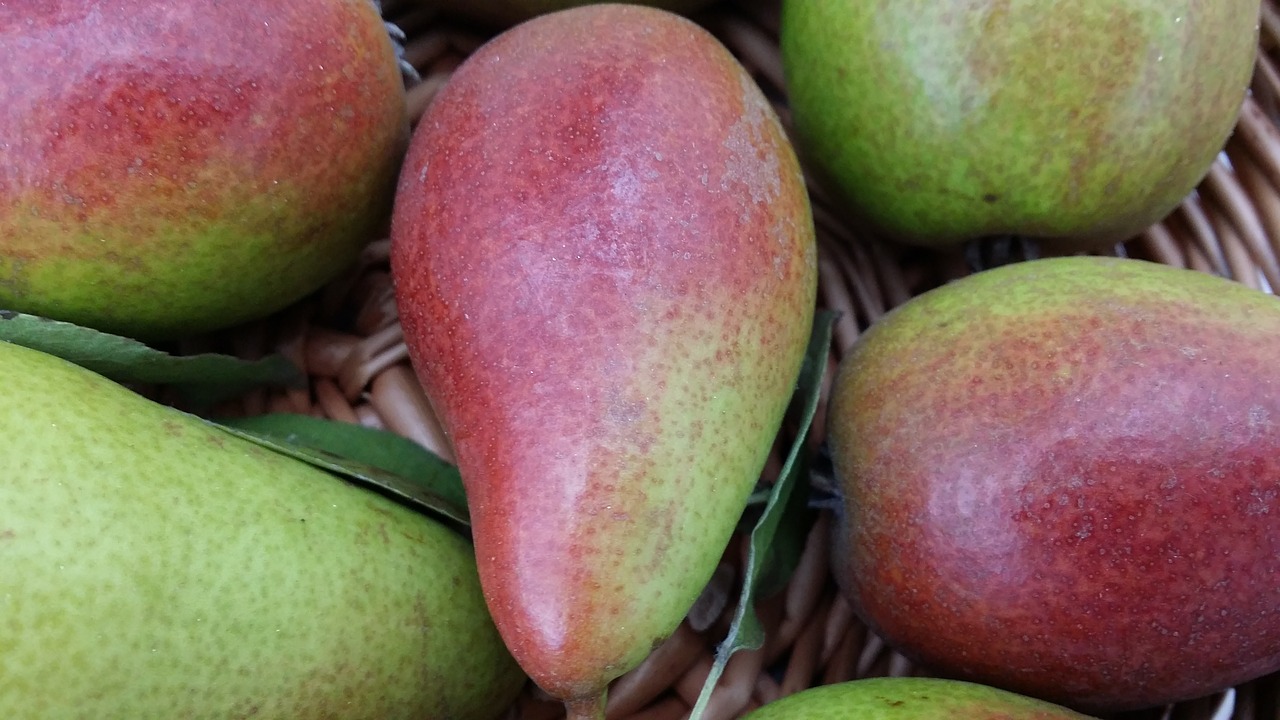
780,0,1260,250
742,678,1096,720
0,339,526,719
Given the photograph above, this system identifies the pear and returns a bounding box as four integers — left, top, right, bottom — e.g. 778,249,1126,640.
426,0,716,30
741,677,1096,720
779,0,1260,250
0,0,408,339
826,257,1280,712
389,4,818,717
0,339,526,719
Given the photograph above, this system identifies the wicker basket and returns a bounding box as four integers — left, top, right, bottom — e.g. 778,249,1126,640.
194,1,1280,718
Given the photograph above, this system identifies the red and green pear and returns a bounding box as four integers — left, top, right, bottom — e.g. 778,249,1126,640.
827,257,1280,712
390,4,817,716
425,0,716,30
0,0,408,339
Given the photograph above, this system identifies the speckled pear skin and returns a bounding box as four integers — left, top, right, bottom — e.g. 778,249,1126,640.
390,4,817,710
0,0,408,340
827,257,1280,712
742,678,1097,720
780,0,1260,250
0,340,525,719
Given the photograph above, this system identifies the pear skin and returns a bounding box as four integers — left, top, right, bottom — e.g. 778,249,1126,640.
429,0,716,30
827,257,1280,712
780,0,1260,250
741,677,1097,720
0,0,408,339
0,340,526,719
390,4,817,714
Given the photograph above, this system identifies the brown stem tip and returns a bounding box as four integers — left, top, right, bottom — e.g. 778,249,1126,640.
564,691,607,720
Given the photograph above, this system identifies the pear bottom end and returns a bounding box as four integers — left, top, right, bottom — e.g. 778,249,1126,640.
563,691,607,720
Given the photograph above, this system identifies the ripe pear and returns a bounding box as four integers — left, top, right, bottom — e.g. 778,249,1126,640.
0,339,526,719
780,0,1260,250
426,0,716,30
0,0,408,339
741,677,1096,720
390,4,817,716
826,257,1280,712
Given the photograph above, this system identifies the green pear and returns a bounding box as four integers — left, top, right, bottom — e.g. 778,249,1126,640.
826,257,1280,711
779,0,1260,250
0,339,526,719
741,678,1096,720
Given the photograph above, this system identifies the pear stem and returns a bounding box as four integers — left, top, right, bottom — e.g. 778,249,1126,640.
564,691,607,720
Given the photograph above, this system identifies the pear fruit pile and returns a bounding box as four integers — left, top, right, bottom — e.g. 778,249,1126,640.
0,0,408,339
780,0,1261,250
0,339,526,718
5,0,1280,718
390,4,817,716
826,257,1280,712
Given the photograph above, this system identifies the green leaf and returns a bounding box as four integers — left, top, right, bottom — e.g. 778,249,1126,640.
212,413,469,529
0,310,304,406
752,451,817,600
688,309,836,720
